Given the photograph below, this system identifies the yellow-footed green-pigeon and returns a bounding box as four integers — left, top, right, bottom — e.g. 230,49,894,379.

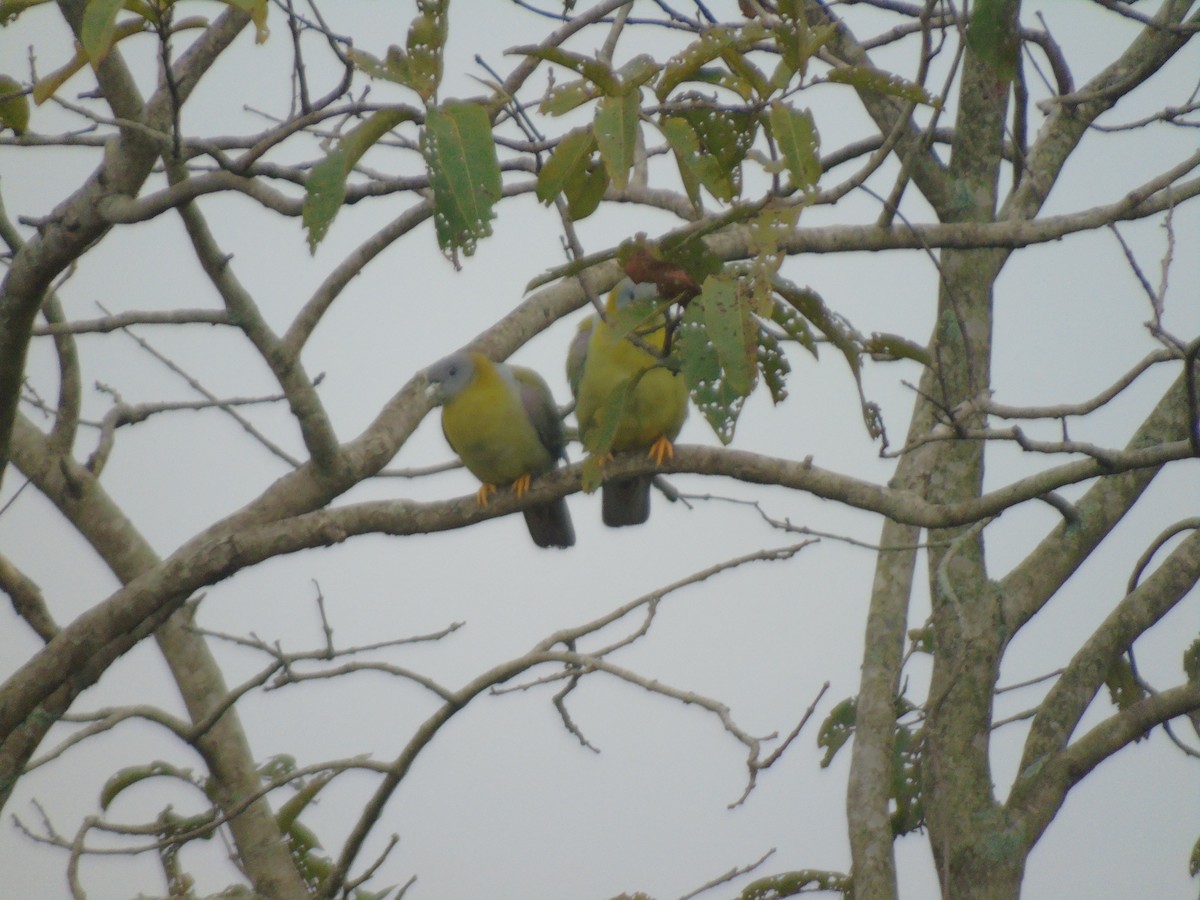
426,351,575,548
570,279,688,526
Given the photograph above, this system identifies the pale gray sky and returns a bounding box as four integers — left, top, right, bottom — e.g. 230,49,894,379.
1,3,1198,898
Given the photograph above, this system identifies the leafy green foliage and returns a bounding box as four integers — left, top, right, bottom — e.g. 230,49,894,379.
348,0,446,100
1183,638,1200,682
740,868,852,899
699,276,757,396
767,102,820,193
890,712,924,836
678,289,745,446
1104,655,1147,713
100,760,202,810
594,90,641,191
535,126,609,220
0,74,29,134
536,126,596,204
423,100,503,265
817,696,925,836
771,1,836,80
826,65,941,108
303,107,415,251
817,697,857,768
0,0,52,26
79,0,125,64
656,23,767,101
581,379,637,492
773,275,882,439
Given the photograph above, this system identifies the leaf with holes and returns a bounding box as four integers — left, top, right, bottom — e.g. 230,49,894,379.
659,115,734,203
564,159,608,221
423,101,502,264
827,65,941,108
768,101,821,192
594,90,640,191
677,296,745,445
304,107,415,251
656,23,765,100
700,276,757,396
536,126,596,205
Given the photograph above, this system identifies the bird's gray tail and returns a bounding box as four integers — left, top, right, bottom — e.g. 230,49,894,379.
524,499,576,548
601,475,652,527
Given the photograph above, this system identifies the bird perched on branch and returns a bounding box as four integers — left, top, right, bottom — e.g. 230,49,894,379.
570,279,688,527
426,351,575,548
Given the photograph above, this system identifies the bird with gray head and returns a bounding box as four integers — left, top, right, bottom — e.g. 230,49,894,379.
426,351,575,548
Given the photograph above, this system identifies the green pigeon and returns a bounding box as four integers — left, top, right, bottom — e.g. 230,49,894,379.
426,351,575,548
570,279,688,527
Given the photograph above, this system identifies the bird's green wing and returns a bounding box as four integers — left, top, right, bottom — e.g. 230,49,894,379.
512,365,567,462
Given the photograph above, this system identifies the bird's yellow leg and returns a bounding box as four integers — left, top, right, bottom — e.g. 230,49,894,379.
475,483,498,507
512,473,533,499
647,435,675,466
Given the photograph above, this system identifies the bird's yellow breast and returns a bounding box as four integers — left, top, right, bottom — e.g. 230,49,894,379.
442,359,555,486
575,320,688,454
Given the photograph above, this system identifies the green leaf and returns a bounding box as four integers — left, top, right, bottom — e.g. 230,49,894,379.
0,0,51,25
0,75,29,135
772,4,836,80
539,77,600,116
659,115,732,203
773,275,880,438
827,65,941,108
423,100,503,264
719,44,770,99
520,45,619,94
767,101,821,192
100,761,197,810
582,380,637,487
536,126,596,205
80,0,125,64
275,772,337,834
1190,835,1200,878
966,0,1020,82
768,297,817,358
757,326,790,405
1184,638,1200,682
700,276,757,396
220,0,270,43
403,0,448,101
677,291,746,445
1104,656,1147,712
740,869,852,899
614,54,660,92
817,697,857,768
659,108,757,204
657,25,750,100
890,723,924,836
563,159,607,221
303,107,414,251
594,90,640,191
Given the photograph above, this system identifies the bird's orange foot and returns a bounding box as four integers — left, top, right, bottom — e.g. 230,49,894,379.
475,483,498,507
647,435,675,466
512,473,533,499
